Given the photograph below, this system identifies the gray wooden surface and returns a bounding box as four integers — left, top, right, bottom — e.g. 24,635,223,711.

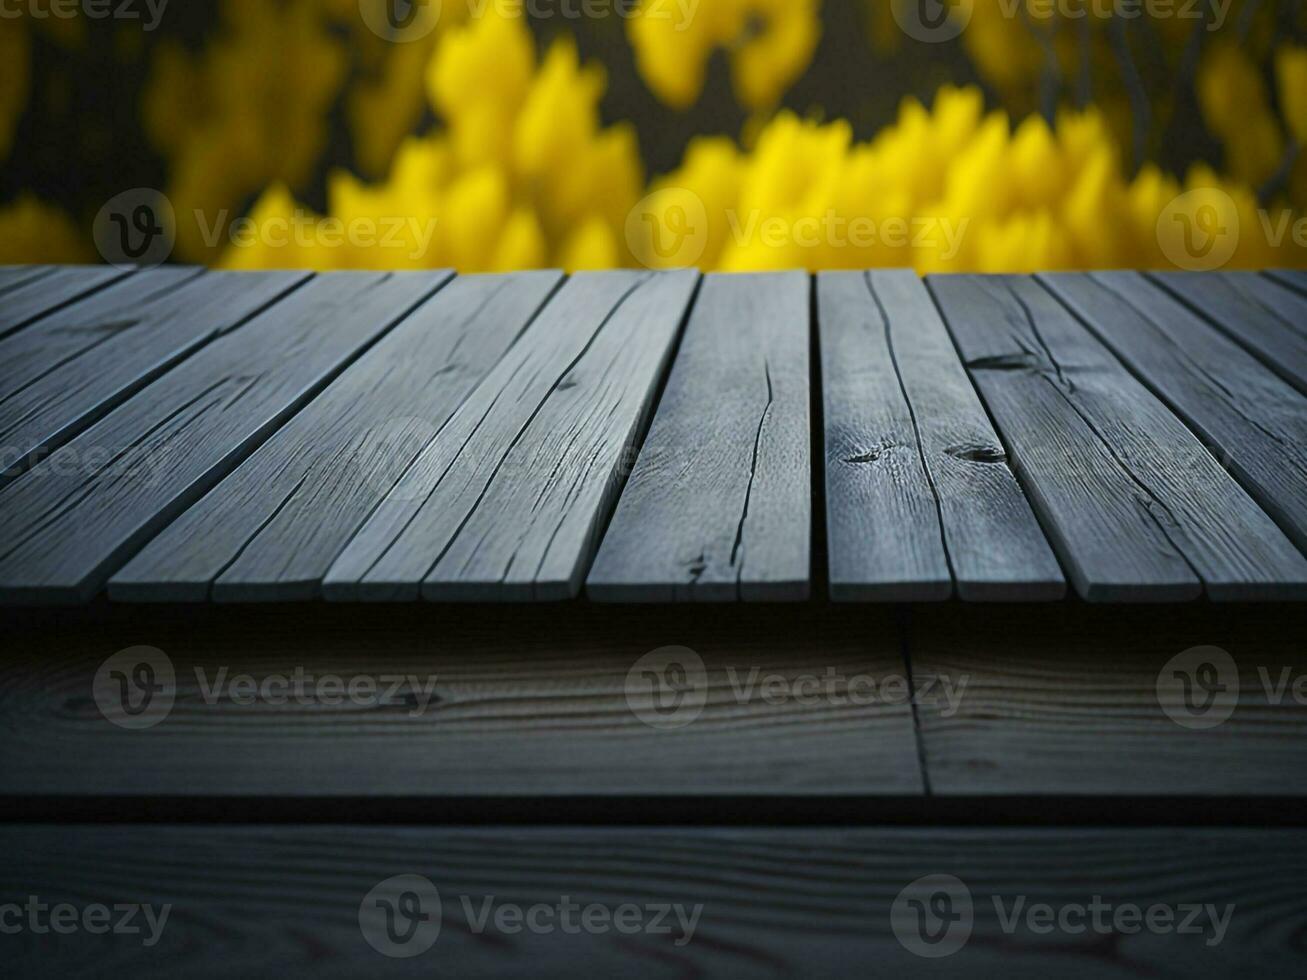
0,603,917,801
0,266,1303,605
1265,268,1307,295
1044,271,1307,553
929,274,1307,602
818,270,1064,601
4,824,1304,978
588,271,810,602
0,264,131,338
324,270,699,602
0,264,53,291
0,268,306,486
0,272,445,604
1148,271,1307,395
110,272,554,602
910,603,1307,796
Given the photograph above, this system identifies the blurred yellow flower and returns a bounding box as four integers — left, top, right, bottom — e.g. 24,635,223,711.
1276,44,1307,146
143,0,348,262
0,195,93,264
224,9,641,272
640,85,1305,273
628,0,821,110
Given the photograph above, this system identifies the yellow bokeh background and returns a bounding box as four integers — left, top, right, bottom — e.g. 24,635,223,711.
1,0,1304,271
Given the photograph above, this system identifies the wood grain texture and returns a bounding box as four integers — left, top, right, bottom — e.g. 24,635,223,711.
929,274,1307,602
0,603,918,798
1044,271,1307,554
0,272,447,605
0,264,132,338
0,264,53,293
0,268,307,487
910,603,1307,796
5,824,1304,978
1147,271,1307,395
817,270,1064,602
1264,269,1307,295
324,270,700,602
587,271,810,602
110,272,560,602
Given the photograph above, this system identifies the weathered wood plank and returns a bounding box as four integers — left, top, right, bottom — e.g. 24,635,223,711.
0,264,132,338
5,824,1303,977
587,272,809,602
110,272,561,602
910,603,1307,796
1264,268,1307,296
0,272,448,605
816,270,948,599
1044,271,1307,554
1147,271,1307,395
818,270,1064,602
0,264,53,293
928,274,1307,601
0,268,307,487
324,270,699,602
0,603,918,799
